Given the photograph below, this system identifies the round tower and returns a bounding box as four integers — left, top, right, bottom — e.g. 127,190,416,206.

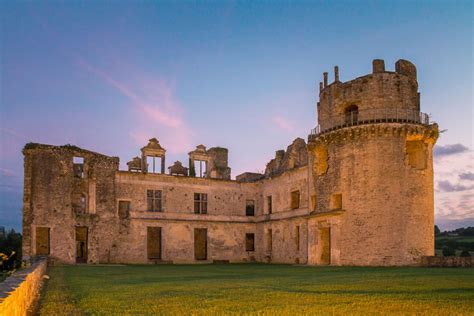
307,59,438,266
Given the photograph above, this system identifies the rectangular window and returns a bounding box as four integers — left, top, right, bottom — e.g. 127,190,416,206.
194,193,208,214
267,196,272,214
245,200,255,216
295,225,300,251
291,190,300,209
147,190,162,212
245,233,255,252
118,201,131,219
330,194,342,210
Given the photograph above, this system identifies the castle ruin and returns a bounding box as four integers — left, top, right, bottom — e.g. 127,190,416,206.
22,59,439,266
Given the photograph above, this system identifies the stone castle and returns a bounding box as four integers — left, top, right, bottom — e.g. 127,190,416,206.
22,59,439,266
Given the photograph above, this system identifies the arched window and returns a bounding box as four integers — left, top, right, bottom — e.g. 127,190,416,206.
80,193,87,212
344,104,359,125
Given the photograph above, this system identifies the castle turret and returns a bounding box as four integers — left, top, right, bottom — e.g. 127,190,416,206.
308,59,438,266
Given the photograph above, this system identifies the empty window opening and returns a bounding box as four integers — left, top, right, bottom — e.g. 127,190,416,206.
245,233,255,252
406,140,427,170
75,227,88,264
330,194,342,210
291,190,300,209
73,156,84,178
80,194,87,213
194,228,207,260
194,193,208,214
118,200,131,219
35,227,50,255
146,156,164,174
267,229,272,252
295,225,300,251
311,195,317,211
147,227,162,260
147,190,162,212
246,200,255,216
193,160,207,178
344,104,359,125
267,196,272,214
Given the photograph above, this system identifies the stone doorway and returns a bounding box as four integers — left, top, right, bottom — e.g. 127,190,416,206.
147,227,162,260
194,228,207,260
75,227,88,263
320,227,331,265
36,227,50,255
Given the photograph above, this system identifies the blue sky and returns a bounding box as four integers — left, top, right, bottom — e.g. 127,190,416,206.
1,0,472,231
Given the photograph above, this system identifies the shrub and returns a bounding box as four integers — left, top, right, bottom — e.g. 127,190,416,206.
442,246,456,257
460,250,471,257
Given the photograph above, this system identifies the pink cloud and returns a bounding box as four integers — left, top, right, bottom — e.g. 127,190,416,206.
272,116,294,132
79,61,194,154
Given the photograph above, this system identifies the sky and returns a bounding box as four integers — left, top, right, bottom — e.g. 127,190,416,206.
0,1,472,232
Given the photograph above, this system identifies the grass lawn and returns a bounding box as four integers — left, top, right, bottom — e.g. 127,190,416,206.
39,264,474,315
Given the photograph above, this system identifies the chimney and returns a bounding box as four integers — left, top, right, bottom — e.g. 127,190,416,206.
372,59,385,73
319,82,323,92
323,72,328,88
334,66,339,82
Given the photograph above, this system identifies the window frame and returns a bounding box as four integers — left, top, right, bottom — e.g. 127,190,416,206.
147,190,163,212
194,193,208,214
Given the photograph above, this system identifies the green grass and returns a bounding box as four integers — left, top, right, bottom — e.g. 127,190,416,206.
39,264,474,315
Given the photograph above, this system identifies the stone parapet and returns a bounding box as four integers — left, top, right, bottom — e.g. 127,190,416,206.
0,259,47,315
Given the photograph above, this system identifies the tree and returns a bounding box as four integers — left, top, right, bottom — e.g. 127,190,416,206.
0,229,22,271
434,225,441,236
189,158,196,177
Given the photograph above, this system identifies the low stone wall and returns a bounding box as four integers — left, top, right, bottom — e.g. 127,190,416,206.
421,256,473,268
0,259,47,315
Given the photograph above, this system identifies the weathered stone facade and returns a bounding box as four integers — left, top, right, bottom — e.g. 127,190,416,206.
22,59,438,266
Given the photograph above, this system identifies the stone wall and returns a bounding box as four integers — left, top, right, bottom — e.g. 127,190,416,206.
22,144,119,264
421,256,474,268
0,259,47,315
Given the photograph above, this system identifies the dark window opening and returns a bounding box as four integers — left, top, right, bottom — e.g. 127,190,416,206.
267,196,272,214
194,193,208,214
118,201,131,219
246,200,255,216
295,225,300,251
344,104,359,125
147,190,162,212
291,190,300,209
245,233,255,252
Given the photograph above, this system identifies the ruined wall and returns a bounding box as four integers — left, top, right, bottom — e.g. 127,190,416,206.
22,144,119,264
113,172,260,263
308,124,438,265
257,167,310,264
317,59,420,131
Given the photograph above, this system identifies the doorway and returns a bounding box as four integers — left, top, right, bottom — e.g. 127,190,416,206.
320,227,331,265
75,227,88,263
36,227,50,255
147,227,162,260
194,228,207,260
